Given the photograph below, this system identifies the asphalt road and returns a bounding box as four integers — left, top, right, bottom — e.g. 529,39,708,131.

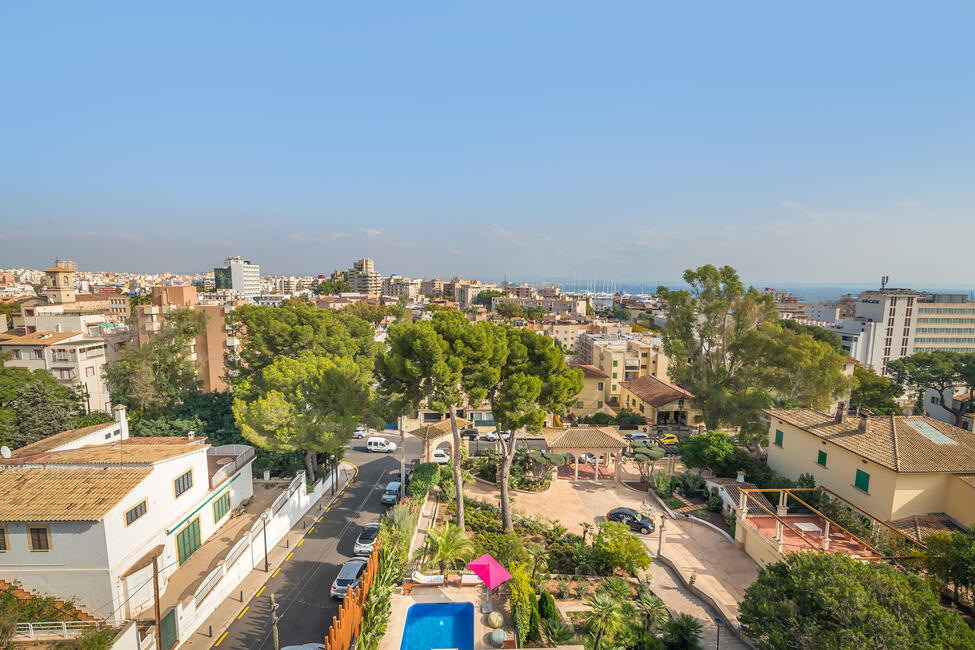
213,434,422,650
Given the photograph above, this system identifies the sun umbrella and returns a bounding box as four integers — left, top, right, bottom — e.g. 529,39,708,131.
466,553,512,589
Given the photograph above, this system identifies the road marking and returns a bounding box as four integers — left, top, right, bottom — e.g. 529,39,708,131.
237,606,249,619
271,568,280,577
214,631,228,647
297,539,304,547
308,526,315,533
285,552,294,561
255,586,266,598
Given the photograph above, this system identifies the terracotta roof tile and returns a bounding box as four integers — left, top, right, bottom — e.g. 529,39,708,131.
619,375,693,408
765,408,975,473
0,467,152,521
6,439,207,466
567,363,609,379
888,513,964,542
11,422,118,457
541,426,626,450
409,419,473,441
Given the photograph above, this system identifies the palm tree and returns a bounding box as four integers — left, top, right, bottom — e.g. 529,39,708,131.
585,592,622,650
598,576,632,601
527,543,548,580
662,613,703,650
541,619,575,646
635,590,668,634
427,523,473,583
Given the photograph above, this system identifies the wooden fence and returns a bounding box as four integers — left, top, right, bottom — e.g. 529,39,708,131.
324,543,380,650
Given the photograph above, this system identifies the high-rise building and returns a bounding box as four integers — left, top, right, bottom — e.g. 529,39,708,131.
913,293,975,355
214,256,260,300
347,258,382,294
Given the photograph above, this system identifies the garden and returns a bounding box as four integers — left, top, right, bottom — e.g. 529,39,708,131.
463,447,564,492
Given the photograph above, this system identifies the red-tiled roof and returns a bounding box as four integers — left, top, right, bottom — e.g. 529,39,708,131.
620,375,693,407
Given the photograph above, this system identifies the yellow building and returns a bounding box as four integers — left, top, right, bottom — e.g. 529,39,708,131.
765,408,975,531
566,363,613,417
618,375,700,426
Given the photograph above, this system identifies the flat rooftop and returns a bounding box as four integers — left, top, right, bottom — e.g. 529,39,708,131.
744,513,878,559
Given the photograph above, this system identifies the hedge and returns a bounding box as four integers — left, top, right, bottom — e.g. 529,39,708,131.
508,563,534,646
408,462,441,499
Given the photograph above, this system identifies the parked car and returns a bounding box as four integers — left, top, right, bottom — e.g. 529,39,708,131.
282,644,326,650
381,481,402,505
480,431,512,442
331,558,369,599
353,427,368,439
393,468,412,484
579,453,608,464
354,522,381,555
658,434,678,446
367,437,397,453
432,448,450,464
460,428,478,440
606,507,656,534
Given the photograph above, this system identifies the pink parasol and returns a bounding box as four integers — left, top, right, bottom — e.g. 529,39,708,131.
466,553,512,589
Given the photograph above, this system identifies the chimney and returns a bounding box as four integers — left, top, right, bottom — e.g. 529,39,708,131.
858,413,869,433
187,430,195,440
113,404,129,440
736,470,746,483
835,402,848,423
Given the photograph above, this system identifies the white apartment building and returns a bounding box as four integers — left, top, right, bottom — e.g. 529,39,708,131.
913,293,975,354
382,275,421,300
215,256,261,300
0,407,255,623
491,295,587,316
347,258,382,294
0,331,112,413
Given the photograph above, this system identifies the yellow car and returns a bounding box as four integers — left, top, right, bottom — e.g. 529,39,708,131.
659,434,679,446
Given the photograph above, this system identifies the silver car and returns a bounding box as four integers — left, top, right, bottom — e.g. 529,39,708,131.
353,523,380,555
330,558,368,599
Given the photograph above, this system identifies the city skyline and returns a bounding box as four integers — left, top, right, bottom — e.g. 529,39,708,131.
2,2,974,284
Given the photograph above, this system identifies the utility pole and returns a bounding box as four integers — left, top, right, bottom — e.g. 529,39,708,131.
152,555,162,649
270,593,280,650
262,514,269,572
399,415,406,499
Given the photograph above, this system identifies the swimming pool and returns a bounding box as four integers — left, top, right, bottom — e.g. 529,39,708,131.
400,602,474,650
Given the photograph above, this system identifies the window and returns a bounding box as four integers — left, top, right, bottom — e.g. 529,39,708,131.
58,369,72,380
85,366,95,377
174,470,193,497
31,349,44,360
28,526,51,551
213,492,231,523
0,526,6,552
612,385,617,391
612,372,617,379
597,382,604,391
817,450,827,467
854,469,870,493
125,500,147,526
613,360,618,367
10,350,20,360
774,429,784,447
576,401,584,408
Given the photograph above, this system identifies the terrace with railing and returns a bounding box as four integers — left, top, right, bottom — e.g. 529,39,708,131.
206,444,256,489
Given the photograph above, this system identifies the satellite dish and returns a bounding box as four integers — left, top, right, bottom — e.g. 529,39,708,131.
0,446,10,459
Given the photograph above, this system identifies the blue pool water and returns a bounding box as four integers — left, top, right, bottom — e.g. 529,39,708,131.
400,602,475,650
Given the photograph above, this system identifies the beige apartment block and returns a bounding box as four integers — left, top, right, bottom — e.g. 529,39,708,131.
132,286,241,392
765,408,975,530
566,363,612,417
913,294,975,354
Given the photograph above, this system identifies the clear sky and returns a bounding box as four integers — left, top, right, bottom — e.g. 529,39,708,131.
1,2,973,286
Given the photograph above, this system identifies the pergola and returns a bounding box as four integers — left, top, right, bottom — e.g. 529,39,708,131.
409,418,474,463
541,426,628,482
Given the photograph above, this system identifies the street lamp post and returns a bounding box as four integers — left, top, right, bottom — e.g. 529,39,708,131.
713,616,724,650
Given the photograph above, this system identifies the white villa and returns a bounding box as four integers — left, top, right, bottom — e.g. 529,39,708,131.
0,406,255,622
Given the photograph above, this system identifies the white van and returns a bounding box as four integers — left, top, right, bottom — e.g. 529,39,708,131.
366,437,397,453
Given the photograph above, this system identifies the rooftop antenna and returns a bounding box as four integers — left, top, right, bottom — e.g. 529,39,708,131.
880,275,889,290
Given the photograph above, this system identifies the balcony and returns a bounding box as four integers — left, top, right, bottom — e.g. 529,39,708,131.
207,445,256,489
143,322,161,333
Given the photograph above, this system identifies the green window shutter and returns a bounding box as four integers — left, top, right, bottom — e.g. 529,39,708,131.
613,360,618,367
612,372,617,379
774,429,784,447
854,469,870,492
212,492,231,523
817,450,827,467
176,518,202,565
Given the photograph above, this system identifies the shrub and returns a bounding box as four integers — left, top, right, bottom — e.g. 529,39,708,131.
473,530,528,565
466,507,503,533
537,589,558,620
408,462,440,499
438,468,456,501
542,619,575,645
663,497,684,511
695,509,710,519
593,521,652,575
508,563,535,646
556,578,572,600
724,512,736,536
653,472,674,497
706,488,723,513
527,599,542,643
574,577,590,598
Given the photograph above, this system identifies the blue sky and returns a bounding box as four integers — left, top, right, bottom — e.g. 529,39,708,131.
1,2,973,286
